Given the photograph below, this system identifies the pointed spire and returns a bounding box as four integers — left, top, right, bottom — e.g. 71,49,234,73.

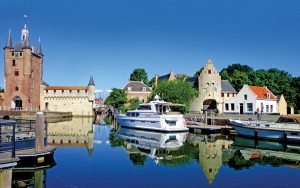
5,30,13,48
36,37,43,55
88,76,95,86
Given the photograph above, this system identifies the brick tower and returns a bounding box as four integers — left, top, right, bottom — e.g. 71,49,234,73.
3,24,43,110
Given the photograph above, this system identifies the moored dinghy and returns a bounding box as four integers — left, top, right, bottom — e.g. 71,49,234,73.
230,115,300,142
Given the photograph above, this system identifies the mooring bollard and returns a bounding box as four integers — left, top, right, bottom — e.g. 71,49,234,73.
35,112,45,152
205,111,208,125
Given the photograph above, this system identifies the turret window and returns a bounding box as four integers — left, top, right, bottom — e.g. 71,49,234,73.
12,60,16,66
14,69,19,76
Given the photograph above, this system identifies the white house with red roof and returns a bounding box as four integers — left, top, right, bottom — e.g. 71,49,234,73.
223,85,278,114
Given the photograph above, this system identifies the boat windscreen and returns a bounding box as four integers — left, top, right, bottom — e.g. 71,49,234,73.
137,105,152,110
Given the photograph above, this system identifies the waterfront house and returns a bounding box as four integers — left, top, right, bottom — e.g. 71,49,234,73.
123,80,152,103
224,85,278,114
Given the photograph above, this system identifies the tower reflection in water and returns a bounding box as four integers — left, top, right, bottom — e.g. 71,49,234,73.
47,117,94,157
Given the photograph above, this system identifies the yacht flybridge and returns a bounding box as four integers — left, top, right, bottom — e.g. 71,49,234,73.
116,95,188,132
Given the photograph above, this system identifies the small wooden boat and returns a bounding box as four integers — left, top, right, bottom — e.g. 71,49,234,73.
230,115,300,142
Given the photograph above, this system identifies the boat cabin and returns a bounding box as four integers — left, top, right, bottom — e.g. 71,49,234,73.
276,115,300,124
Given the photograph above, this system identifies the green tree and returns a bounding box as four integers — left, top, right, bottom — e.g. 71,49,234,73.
0,87,4,92
104,88,127,109
130,68,148,83
194,67,204,77
129,97,140,110
151,80,198,112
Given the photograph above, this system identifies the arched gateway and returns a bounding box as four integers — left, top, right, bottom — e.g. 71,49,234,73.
203,99,217,110
11,96,22,109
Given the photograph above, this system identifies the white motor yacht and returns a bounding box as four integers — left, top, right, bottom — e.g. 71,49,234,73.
116,95,188,132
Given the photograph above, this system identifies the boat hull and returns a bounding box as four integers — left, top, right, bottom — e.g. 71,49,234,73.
231,120,300,142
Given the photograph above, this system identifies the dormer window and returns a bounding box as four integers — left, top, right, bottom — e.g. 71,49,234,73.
142,87,146,92
128,87,132,91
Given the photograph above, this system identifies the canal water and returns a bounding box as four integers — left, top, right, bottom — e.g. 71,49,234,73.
12,117,300,187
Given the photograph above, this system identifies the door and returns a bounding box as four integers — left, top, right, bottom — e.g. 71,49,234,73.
240,103,244,114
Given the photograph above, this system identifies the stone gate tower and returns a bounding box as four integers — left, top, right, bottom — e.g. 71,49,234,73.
3,24,43,110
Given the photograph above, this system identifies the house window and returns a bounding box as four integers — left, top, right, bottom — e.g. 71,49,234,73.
244,95,247,100
85,90,88,93
77,90,80,93
128,87,132,91
208,69,212,74
69,90,72,93
247,103,253,112
142,87,146,92
20,52,22,56
225,103,229,111
54,90,56,93
227,93,230,97
46,90,48,93
231,103,235,111
62,90,64,93
266,93,270,99
12,52,14,56
12,60,16,66
266,105,269,113
221,93,224,97
14,69,19,76
270,105,273,112
15,86,19,91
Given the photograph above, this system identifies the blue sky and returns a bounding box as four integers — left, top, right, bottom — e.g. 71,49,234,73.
1,0,299,91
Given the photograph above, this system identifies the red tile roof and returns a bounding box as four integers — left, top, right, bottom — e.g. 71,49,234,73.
45,86,88,90
248,86,276,100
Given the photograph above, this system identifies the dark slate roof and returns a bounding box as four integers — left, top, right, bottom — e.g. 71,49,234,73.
41,80,49,86
186,76,198,87
123,81,152,92
14,41,25,51
158,74,171,80
221,80,237,93
88,76,95,86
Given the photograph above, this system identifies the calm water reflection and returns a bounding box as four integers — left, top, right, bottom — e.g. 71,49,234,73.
10,117,300,188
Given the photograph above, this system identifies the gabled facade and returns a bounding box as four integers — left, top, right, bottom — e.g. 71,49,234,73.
189,59,237,113
224,85,278,114
123,80,152,103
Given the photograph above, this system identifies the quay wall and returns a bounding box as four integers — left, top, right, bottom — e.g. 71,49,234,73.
0,110,72,119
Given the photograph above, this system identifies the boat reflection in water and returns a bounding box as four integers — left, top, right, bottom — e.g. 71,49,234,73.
223,136,300,170
115,128,188,165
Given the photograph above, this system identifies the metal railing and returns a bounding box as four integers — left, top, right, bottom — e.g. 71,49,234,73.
0,119,47,158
